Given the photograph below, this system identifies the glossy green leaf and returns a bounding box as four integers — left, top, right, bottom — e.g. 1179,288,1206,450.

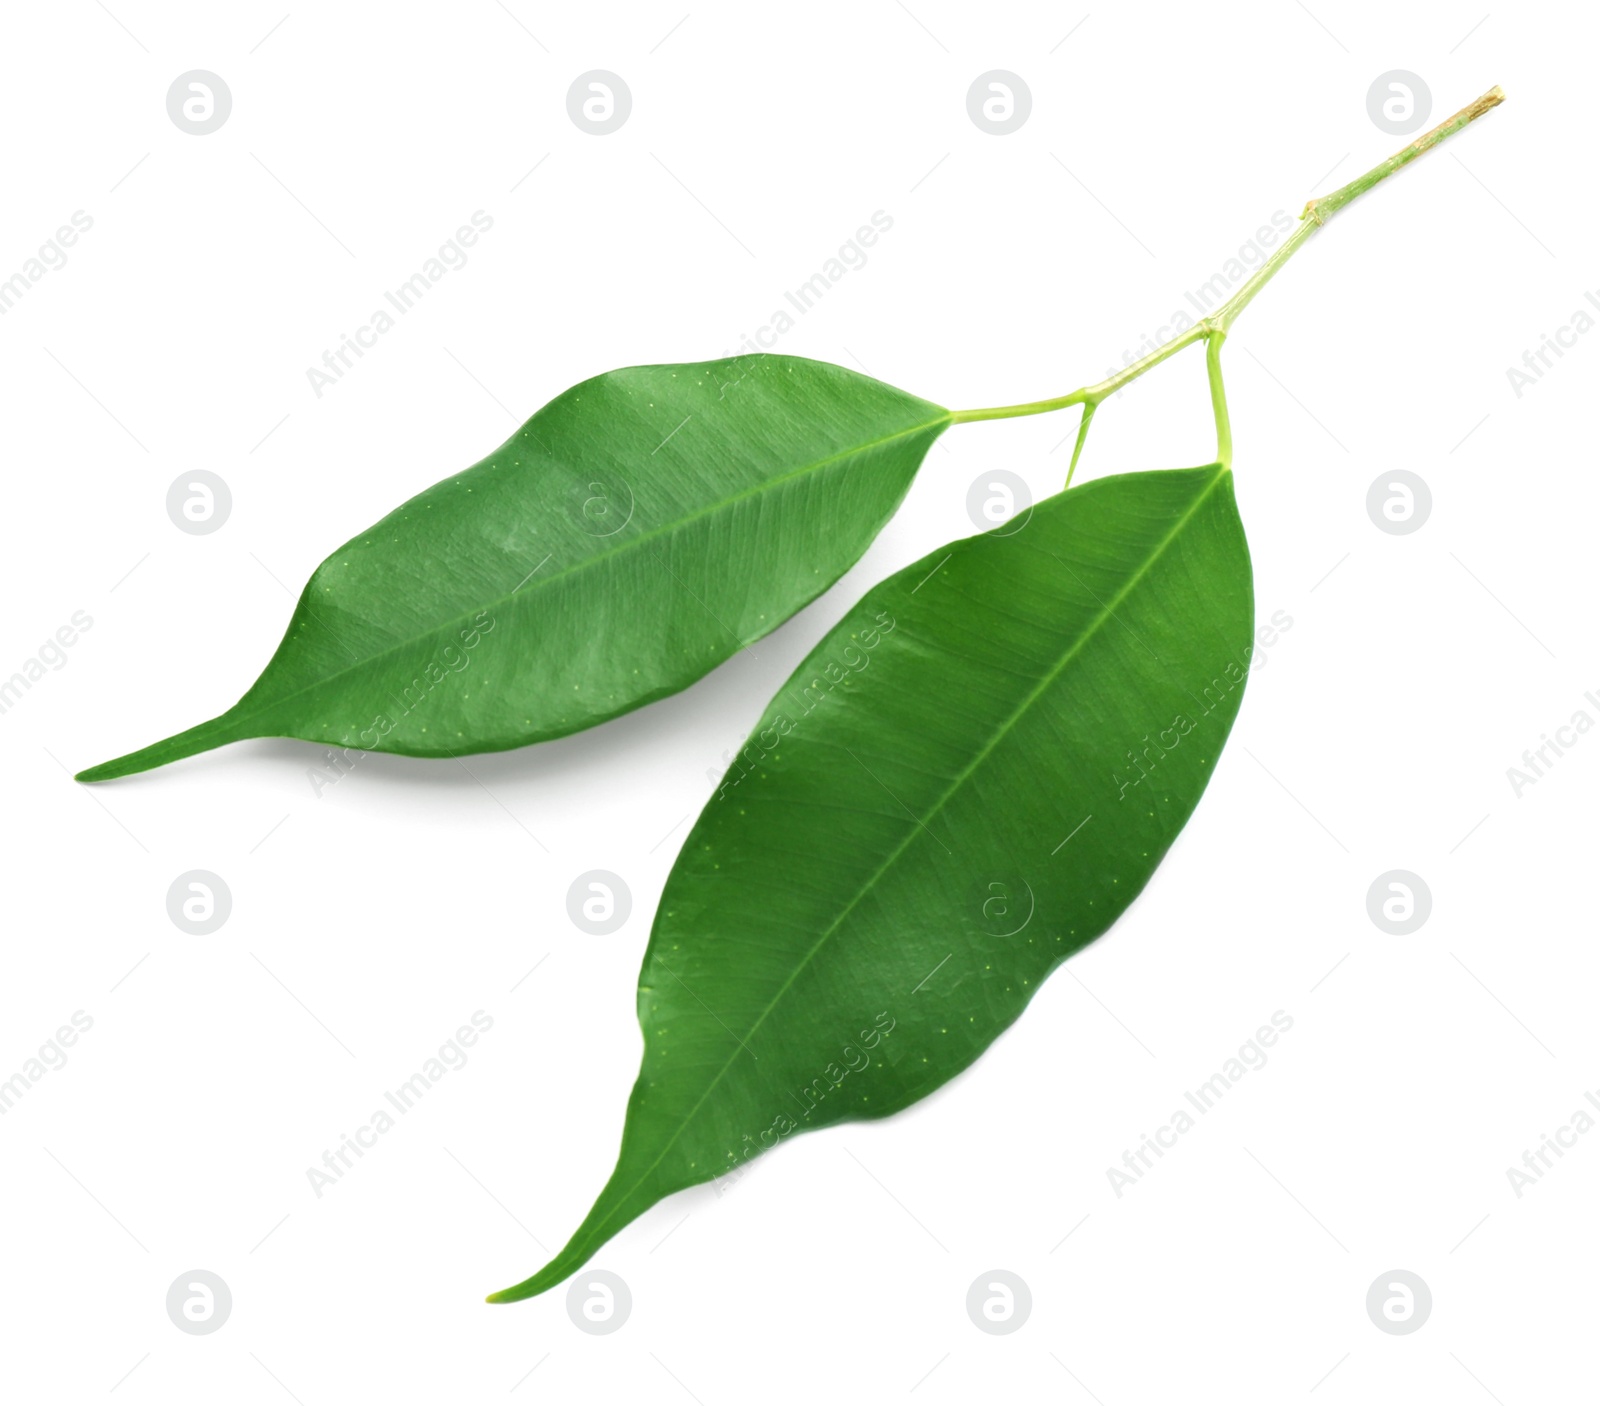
491,463,1254,1302
78,355,949,781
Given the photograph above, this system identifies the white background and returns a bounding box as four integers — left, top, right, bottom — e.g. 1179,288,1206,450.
0,1,1591,1401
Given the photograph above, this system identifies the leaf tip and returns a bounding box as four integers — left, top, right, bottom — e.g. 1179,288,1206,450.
69,714,242,784
485,1282,535,1306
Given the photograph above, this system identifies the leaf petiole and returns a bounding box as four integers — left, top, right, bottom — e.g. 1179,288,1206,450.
1206,332,1232,470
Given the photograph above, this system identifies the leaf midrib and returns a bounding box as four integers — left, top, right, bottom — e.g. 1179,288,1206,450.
595,466,1231,1238
222,412,951,737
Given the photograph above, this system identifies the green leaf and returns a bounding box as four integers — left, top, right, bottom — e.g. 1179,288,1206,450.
489,464,1254,1303
77,355,949,781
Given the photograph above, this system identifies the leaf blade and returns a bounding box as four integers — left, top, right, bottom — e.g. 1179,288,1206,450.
491,463,1254,1301
78,355,949,780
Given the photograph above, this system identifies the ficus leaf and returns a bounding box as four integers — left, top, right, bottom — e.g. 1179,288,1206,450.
489,463,1254,1302
77,355,949,781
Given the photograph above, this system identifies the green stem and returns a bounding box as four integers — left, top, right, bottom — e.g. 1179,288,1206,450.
1313,84,1505,224
1205,218,1316,335
948,85,1504,469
